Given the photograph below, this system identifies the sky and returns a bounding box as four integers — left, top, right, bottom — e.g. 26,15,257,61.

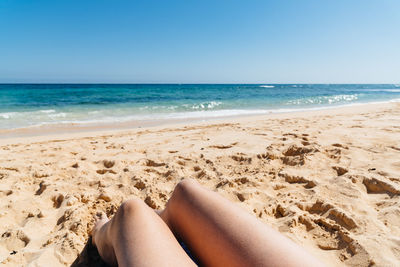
0,0,399,83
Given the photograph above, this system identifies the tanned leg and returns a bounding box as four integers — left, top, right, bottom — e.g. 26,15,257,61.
91,199,196,267
160,178,325,267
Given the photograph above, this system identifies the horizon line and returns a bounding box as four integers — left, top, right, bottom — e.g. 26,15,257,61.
1,82,399,85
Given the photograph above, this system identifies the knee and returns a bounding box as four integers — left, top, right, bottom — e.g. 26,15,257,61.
117,198,148,217
109,198,150,238
173,178,200,198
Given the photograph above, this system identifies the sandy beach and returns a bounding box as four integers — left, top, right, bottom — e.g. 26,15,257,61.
0,102,399,266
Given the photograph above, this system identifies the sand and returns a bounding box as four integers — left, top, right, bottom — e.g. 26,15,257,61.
0,102,399,266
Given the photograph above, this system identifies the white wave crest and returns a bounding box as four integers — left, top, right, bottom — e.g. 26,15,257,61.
190,101,222,110
49,112,67,118
363,89,400,93
40,109,56,113
287,94,358,105
0,112,16,119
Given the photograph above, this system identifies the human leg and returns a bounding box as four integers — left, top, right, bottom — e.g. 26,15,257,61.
160,179,324,267
92,199,196,267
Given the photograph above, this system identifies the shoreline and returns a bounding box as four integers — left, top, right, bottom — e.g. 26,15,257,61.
1,101,398,141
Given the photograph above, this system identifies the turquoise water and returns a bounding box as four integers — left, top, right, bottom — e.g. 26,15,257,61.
0,84,399,130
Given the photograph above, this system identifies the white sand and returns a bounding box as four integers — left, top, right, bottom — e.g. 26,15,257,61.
0,102,399,266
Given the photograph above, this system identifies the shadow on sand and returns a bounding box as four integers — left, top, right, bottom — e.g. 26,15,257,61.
70,237,110,267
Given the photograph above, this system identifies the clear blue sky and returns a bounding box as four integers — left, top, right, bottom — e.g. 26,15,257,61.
0,0,399,83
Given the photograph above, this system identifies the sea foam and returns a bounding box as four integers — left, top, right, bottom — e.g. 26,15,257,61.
1,84,399,130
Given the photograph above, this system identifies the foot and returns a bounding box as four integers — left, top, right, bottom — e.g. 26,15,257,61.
91,212,117,266
92,212,109,246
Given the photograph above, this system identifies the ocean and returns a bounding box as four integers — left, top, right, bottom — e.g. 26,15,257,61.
0,84,399,130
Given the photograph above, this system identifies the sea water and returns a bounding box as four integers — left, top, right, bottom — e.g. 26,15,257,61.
0,84,399,130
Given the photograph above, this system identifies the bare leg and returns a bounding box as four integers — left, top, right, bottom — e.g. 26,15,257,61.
160,179,325,267
91,199,196,267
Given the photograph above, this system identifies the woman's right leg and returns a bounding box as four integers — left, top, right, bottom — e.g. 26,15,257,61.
92,199,196,267
160,179,325,267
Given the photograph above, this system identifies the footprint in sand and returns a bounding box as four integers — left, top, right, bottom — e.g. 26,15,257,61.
389,146,400,151
96,169,116,175
332,143,349,149
35,181,48,195
134,180,146,190
193,166,201,172
103,160,115,168
231,154,252,164
282,156,305,166
0,172,8,180
52,193,64,208
144,196,158,209
234,177,250,185
283,144,316,157
363,177,400,196
279,172,316,189
273,204,289,218
297,200,357,230
33,172,49,178
71,163,79,168
0,189,13,196
294,201,372,265
209,142,238,149
98,191,112,202
325,148,342,160
139,159,165,167
235,192,250,202
1,167,19,172
196,170,206,179
1,230,30,251
332,166,348,176
280,144,319,166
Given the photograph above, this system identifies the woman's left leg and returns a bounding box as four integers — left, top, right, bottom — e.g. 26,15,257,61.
159,179,324,267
